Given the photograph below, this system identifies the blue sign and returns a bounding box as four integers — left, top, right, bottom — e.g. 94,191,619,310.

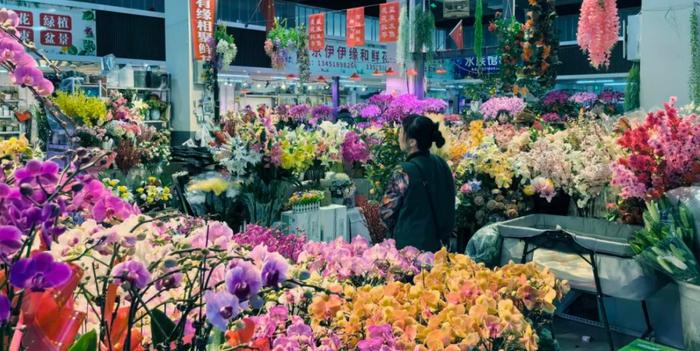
454,55,501,78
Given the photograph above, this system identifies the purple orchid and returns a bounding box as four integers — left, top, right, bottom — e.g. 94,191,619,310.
0,225,22,256
12,65,43,87
10,252,72,291
261,254,289,288
204,290,240,331
155,271,183,291
311,105,333,123
0,294,9,325
0,37,23,61
111,260,151,290
225,261,261,301
357,324,396,351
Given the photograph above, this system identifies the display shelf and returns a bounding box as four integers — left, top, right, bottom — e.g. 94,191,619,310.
0,131,21,135
144,120,166,124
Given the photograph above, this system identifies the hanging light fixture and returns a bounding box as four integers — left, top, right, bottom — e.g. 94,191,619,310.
435,66,447,75
372,69,384,77
240,89,250,95
349,72,361,81
406,68,418,76
385,67,396,76
286,74,297,80
316,75,327,83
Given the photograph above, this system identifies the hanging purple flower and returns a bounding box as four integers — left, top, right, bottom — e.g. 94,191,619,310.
10,252,72,291
111,260,151,290
0,225,22,256
225,261,261,301
0,294,9,325
261,254,289,288
204,290,240,331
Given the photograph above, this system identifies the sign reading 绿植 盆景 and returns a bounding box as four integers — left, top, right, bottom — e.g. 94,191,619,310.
2,2,96,57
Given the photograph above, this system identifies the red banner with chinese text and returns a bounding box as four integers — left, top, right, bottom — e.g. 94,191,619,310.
308,13,325,52
346,7,365,48
379,2,400,43
190,0,217,61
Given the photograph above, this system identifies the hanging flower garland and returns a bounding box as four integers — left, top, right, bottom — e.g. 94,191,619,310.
264,18,300,70
296,24,311,83
577,0,620,69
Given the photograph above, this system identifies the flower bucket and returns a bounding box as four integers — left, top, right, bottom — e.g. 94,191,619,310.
678,281,700,350
293,202,320,214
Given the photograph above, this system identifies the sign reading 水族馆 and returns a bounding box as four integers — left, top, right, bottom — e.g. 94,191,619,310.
454,55,502,78
443,0,470,18
2,2,96,56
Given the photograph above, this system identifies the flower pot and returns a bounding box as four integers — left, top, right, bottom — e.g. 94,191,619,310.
293,202,320,214
678,281,700,350
150,109,161,121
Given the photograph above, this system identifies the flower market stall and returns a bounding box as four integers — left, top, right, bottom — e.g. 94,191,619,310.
0,0,699,348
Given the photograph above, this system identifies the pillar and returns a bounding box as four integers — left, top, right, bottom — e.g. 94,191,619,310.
640,0,696,109
165,0,204,145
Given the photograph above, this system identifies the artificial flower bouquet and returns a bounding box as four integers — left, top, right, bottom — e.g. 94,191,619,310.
612,98,700,201
629,199,700,283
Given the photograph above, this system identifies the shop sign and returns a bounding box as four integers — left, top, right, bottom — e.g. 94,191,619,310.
379,2,400,43
2,3,96,56
308,13,325,52
454,55,502,78
346,7,365,48
190,0,217,61
288,39,387,76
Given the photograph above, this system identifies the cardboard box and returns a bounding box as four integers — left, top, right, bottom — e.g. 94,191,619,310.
281,209,320,242
319,205,348,242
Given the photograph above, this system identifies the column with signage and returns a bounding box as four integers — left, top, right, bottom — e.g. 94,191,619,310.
164,0,205,144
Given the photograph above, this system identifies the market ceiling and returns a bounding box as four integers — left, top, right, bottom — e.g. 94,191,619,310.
287,0,640,28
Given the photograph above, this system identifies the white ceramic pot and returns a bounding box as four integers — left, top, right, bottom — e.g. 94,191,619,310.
150,109,161,121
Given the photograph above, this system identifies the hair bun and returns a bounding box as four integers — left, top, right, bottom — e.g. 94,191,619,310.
432,122,446,148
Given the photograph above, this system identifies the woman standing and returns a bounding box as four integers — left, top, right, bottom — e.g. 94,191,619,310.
380,115,456,252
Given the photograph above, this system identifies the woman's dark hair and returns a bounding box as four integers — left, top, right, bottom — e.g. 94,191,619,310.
401,114,446,151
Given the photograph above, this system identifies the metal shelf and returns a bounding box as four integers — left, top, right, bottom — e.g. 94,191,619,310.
0,131,21,135
107,86,168,92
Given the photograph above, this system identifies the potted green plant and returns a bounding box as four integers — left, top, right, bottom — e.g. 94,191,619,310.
147,99,167,121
